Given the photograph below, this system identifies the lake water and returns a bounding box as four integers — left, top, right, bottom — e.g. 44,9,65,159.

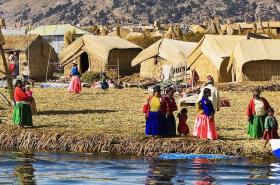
0,151,280,185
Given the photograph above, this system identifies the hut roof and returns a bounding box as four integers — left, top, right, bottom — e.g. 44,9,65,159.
60,35,141,66
108,27,131,38
28,24,89,36
232,39,280,71
189,25,207,33
131,38,197,67
187,34,247,70
3,34,41,51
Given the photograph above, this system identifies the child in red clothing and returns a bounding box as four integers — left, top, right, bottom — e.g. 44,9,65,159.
177,108,189,136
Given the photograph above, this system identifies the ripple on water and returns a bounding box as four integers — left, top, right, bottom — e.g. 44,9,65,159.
0,151,280,185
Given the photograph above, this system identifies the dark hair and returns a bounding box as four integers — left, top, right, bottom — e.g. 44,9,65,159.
268,108,275,113
177,108,188,118
203,88,211,97
15,79,23,87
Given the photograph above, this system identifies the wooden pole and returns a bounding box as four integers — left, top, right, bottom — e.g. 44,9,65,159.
0,45,13,106
117,57,120,84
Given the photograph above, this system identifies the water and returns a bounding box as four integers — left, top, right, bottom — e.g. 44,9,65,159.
0,151,280,185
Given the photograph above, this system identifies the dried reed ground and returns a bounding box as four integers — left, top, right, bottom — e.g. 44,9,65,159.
0,87,278,157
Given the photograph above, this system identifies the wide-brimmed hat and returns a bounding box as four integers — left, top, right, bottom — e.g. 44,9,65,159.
153,85,161,92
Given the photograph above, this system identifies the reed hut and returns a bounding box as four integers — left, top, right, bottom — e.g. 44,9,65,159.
108,27,131,38
229,39,280,82
60,35,142,76
187,34,247,82
131,39,197,80
0,34,58,81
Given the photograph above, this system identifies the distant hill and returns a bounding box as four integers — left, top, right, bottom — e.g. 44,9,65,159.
0,0,279,27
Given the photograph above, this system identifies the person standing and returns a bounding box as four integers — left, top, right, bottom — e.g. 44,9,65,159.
143,85,162,137
198,75,220,111
161,87,178,136
247,90,271,139
263,108,279,147
100,72,109,91
13,80,32,128
68,62,82,94
193,88,218,140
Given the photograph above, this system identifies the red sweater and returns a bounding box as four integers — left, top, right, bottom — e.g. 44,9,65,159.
161,96,178,113
246,97,270,117
14,87,29,102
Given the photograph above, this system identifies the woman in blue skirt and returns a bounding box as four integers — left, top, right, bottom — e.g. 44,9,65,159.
143,85,162,137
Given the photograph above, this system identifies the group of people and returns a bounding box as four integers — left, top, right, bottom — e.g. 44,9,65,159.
143,75,279,144
67,62,110,94
13,80,36,128
246,90,279,145
143,76,219,140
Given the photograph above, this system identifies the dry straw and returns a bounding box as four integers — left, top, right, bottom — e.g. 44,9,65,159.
0,83,278,157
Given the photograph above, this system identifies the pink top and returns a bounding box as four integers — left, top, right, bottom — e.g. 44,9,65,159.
26,90,33,97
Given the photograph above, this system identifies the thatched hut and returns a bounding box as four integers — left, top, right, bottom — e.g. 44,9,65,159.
229,39,280,82
60,35,142,76
187,35,247,82
108,27,131,38
131,39,197,80
0,34,58,81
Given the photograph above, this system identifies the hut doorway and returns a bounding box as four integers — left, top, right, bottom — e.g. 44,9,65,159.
80,52,89,74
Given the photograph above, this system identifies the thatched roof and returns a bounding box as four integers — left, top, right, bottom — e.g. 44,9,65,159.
163,26,177,39
108,27,131,38
28,24,89,36
3,34,40,51
232,39,280,71
187,34,247,70
131,38,197,67
60,35,141,66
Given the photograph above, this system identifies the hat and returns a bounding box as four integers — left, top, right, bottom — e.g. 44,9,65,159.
72,61,78,65
153,85,161,92
165,87,174,93
252,89,261,96
25,85,29,88
207,75,214,84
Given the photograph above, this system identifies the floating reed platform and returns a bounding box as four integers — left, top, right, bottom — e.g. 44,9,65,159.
0,86,278,157
0,125,270,157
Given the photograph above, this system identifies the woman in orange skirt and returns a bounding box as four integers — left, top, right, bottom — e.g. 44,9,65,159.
193,88,218,140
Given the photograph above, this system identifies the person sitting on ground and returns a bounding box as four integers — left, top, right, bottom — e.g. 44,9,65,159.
68,62,82,94
177,108,189,136
100,72,109,91
161,87,178,136
263,108,279,147
193,88,218,140
25,85,37,115
247,90,271,139
198,75,220,111
143,85,162,137
13,80,33,128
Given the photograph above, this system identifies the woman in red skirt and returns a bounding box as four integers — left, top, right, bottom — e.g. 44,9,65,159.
177,108,189,136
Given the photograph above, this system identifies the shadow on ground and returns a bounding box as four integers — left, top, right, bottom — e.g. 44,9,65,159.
37,109,117,115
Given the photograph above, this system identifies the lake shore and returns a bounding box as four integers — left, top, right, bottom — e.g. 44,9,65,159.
0,87,277,157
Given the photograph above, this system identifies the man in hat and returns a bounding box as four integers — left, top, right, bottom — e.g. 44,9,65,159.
198,75,220,111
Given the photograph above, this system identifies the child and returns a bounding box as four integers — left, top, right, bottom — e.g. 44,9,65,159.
177,108,189,136
263,108,279,147
25,85,37,115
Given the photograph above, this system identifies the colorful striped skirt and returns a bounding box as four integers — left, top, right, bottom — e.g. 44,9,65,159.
68,76,82,94
13,102,33,126
193,114,218,140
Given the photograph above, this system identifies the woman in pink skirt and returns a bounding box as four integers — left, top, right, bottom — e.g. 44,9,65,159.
68,62,82,94
193,88,218,140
